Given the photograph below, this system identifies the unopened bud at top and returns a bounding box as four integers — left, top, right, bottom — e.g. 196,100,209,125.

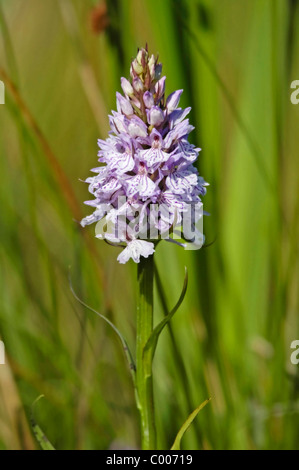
132,58,144,75
148,54,156,80
137,48,148,67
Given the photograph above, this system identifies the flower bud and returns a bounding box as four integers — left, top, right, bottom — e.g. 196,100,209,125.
128,116,148,138
143,91,154,109
155,63,162,80
148,54,156,79
121,77,134,96
113,115,127,134
166,89,183,112
132,59,143,75
130,95,141,109
133,77,144,93
154,76,166,101
137,48,148,66
116,92,133,116
147,106,164,127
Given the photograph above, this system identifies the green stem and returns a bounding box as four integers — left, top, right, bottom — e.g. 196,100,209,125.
136,254,156,450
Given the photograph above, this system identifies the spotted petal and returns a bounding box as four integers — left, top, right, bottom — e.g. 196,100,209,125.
166,170,198,194
126,174,157,198
139,147,169,170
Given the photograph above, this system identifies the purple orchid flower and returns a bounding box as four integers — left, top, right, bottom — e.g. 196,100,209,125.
81,47,208,263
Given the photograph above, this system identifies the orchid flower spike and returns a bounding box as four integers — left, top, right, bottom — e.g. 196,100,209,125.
81,46,208,264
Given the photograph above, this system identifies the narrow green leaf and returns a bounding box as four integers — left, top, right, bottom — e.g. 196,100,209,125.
69,272,136,383
30,396,55,451
144,267,188,362
0,4,19,84
171,398,211,450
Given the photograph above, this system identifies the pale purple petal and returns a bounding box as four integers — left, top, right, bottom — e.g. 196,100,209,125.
133,77,143,93
126,174,157,198
128,116,148,138
154,76,166,100
117,240,155,264
166,169,198,194
139,147,169,169
116,92,133,116
168,107,191,128
121,77,134,96
143,91,155,109
147,106,164,127
166,89,183,112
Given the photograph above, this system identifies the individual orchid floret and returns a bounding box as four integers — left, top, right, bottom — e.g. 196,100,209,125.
81,46,208,264
117,239,155,264
139,129,168,170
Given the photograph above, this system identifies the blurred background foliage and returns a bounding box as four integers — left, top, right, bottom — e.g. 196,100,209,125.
0,0,298,450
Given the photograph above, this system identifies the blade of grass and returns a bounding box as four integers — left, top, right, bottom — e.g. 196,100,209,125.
0,4,19,83
171,398,211,450
144,267,188,362
154,261,203,445
30,396,55,450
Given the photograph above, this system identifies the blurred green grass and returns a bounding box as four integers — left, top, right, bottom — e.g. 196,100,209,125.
0,0,298,450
